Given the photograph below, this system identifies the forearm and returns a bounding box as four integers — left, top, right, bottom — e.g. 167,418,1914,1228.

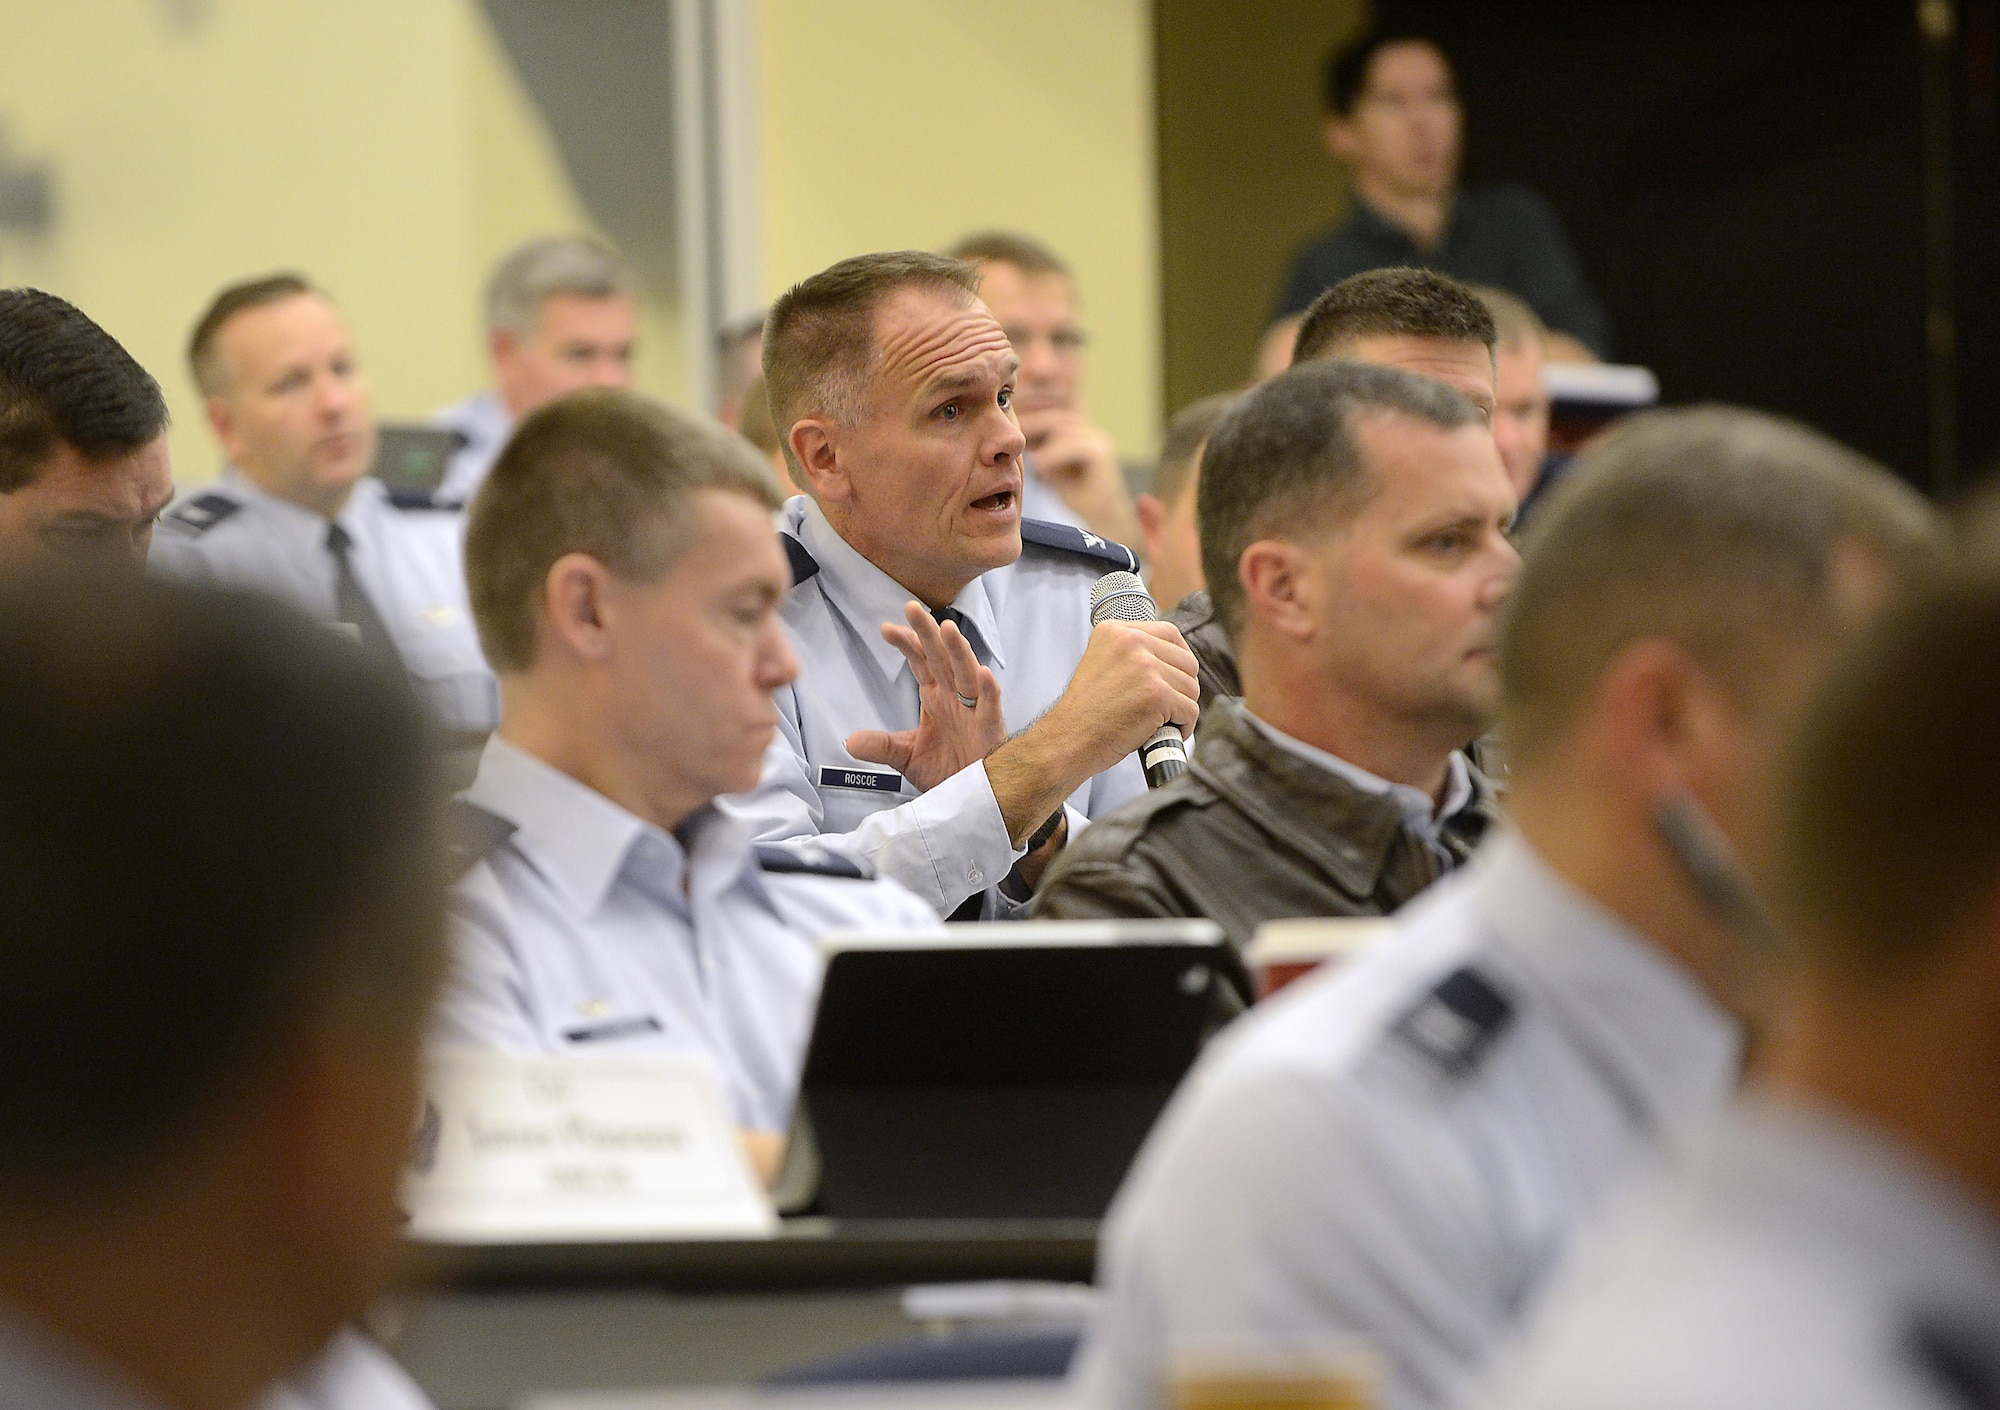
984,717,1104,845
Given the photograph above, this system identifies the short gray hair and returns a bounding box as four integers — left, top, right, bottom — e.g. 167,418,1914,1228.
484,236,634,337
763,251,981,479
1500,405,1942,767
1198,359,1483,638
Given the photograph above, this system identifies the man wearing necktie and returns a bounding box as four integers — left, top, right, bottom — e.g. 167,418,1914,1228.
151,274,496,739
728,250,1200,920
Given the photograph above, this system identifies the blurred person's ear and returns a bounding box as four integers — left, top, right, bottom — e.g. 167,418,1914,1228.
789,418,852,505
1135,491,1166,563
487,326,519,369
1255,318,1301,382
541,551,617,665
1323,115,1358,165
205,394,249,467
1589,638,1743,824
262,1013,434,1329
1239,538,1316,643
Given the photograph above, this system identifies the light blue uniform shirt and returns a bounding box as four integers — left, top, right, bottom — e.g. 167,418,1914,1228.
150,470,497,733
726,495,1149,920
1076,830,1741,1410
437,735,941,1132
429,388,511,505
1484,1095,2000,1410
0,1313,429,1410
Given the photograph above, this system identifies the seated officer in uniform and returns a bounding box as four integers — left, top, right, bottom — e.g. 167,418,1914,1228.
0,575,444,1410
1173,267,1497,709
152,273,496,738
1035,362,1512,954
732,250,1200,920
1486,573,2000,1410
0,288,174,572
435,390,938,1161
1076,407,1939,1410
431,235,638,504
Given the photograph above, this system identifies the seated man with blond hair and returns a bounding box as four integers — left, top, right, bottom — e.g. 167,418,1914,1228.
436,389,938,1155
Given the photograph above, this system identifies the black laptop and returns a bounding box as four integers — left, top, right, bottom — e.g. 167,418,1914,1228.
773,920,1233,1221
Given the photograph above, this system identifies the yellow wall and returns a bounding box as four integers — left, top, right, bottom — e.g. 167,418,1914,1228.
0,0,678,489
1155,0,1370,414
755,0,1161,457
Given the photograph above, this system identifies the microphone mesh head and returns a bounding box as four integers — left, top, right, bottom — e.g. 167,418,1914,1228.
1090,570,1158,625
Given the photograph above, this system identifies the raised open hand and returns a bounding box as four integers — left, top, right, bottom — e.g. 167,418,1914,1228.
845,601,1007,791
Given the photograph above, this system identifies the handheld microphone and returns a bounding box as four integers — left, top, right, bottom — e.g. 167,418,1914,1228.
1089,571,1188,789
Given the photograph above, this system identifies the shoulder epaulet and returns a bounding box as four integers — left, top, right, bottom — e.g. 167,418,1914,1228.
385,488,465,512
1018,518,1140,573
754,840,872,880
780,532,819,586
444,798,516,881
162,491,243,537
1391,965,1515,1079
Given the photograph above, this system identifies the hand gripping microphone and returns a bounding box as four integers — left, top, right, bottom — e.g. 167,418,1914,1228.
1089,571,1189,788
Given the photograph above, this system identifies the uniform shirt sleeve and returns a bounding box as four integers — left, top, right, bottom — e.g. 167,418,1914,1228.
734,700,1026,917
1079,1063,1504,1410
431,866,545,1051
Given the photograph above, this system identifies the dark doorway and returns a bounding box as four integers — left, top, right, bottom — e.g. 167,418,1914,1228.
1376,0,2000,496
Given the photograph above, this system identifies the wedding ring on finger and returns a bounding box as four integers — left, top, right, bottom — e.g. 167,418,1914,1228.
956,692,979,709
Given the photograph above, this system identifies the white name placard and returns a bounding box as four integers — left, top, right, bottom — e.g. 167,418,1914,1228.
405,1051,777,1242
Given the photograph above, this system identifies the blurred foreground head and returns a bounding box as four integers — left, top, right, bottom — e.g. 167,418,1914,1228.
1775,569,2000,1202
1500,406,1938,1015
0,576,445,1410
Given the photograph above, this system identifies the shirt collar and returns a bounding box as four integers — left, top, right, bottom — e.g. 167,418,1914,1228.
789,495,1009,674
1241,710,1474,842
1477,829,1743,1140
465,735,770,917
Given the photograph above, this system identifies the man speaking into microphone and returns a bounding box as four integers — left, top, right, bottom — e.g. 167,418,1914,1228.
732,251,1199,919
1035,361,1513,952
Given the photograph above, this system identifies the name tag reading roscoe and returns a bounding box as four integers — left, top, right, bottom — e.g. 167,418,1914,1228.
404,1052,776,1242
818,764,904,793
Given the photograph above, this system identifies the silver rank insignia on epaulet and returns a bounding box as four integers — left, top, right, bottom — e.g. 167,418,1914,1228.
1392,965,1515,1079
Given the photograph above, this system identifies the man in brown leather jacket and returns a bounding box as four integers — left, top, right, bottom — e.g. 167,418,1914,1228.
1035,359,1515,951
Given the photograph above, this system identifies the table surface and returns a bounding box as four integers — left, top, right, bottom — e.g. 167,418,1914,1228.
404,1218,1101,1294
